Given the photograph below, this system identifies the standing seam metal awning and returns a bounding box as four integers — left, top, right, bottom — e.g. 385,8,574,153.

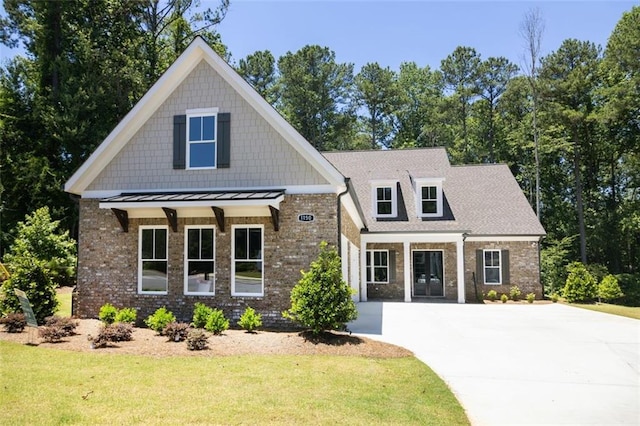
99,190,285,233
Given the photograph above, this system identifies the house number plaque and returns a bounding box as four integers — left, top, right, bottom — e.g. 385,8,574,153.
298,214,315,222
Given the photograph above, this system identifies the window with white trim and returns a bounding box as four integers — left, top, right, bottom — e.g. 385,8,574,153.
366,250,389,283
483,249,501,284
187,108,218,169
371,181,398,218
184,226,215,295
139,226,168,294
414,178,444,217
232,225,263,296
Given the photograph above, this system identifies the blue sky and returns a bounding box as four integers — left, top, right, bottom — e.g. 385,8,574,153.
215,0,637,72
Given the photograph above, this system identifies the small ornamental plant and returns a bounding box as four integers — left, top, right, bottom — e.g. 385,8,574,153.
192,302,214,329
0,313,27,333
598,274,623,303
38,316,78,343
186,329,208,351
145,307,176,335
526,293,536,303
550,293,559,303
486,290,498,302
238,307,262,333
99,303,118,324
114,307,137,324
163,322,190,342
204,308,229,335
509,285,522,301
89,323,133,348
500,294,508,303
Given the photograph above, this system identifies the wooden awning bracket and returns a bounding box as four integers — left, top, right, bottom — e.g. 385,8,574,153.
162,207,178,232
211,207,225,232
269,206,280,232
111,208,129,232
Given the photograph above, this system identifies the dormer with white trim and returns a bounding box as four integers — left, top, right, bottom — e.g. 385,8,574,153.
413,177,445,218
371,180,398,218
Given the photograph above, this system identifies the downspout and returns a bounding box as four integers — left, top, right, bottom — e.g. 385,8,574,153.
336,177,351,254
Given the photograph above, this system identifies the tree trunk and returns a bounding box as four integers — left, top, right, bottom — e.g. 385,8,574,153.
574,142,587,264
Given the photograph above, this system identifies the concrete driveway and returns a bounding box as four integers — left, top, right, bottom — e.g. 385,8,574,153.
348,302,640,425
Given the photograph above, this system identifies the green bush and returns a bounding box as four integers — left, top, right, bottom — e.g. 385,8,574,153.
163,322,190,342
486,290,498,301
204,309,229,335
144,307,176,335
614,274,640,306
238,307,262,332
283,242,357,335
99,303,118,324
500,294,508,303
563,262,597,303
526,293,536,303
509,285,522,301
192,302,214,328
0,313,27,333
550,293,559,303
114,307,137,324
186,329,208,351
598,274,624,303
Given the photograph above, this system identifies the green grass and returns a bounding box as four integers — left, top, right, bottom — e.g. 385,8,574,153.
55,290,72,317
569,302,640,320
0,341,468,425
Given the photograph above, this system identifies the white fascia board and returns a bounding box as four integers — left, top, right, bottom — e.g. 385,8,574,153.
340,194,365,230
80,185,336,200
465,235,543,242
99,195,285,211
361,232,466,244
65,42,206,195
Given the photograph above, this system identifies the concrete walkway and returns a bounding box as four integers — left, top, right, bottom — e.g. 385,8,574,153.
348,302,640,425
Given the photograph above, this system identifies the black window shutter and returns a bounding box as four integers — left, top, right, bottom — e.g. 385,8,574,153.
476,249,484,284
388,250,396,282
217,113,231,168
173,115,186,169
501,249,510,284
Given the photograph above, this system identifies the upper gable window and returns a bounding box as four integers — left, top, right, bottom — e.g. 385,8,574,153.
414,178,444,218
187,108,219,169
371,181,398,218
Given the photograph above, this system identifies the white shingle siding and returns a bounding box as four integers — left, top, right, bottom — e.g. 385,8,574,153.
88,61,328,191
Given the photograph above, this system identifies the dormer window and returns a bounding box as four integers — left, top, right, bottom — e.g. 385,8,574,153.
187,108,219,169
371,181,398,218
414,178,444,218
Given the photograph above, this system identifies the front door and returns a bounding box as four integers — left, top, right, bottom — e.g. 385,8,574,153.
413,251,444,297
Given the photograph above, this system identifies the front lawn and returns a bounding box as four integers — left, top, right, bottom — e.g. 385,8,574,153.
568,302,640,320
0,341,468,425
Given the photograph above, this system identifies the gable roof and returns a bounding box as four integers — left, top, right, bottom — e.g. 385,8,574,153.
323,148,546,236
65,37,344,195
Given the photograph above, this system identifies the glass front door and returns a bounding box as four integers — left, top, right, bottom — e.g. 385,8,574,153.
413,251,444,297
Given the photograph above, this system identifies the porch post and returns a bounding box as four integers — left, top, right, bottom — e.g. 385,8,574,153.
404,241,411,302
360,240,368,302
456,235,466,303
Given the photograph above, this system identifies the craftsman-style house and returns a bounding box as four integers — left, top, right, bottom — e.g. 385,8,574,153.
65,37,545,326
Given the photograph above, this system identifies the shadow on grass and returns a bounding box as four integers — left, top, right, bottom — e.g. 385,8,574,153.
299,330,364,346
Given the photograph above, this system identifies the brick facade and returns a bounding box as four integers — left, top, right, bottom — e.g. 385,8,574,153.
75,194,337,328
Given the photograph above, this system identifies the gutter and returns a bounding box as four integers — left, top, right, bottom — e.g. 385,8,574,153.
336,178,350,254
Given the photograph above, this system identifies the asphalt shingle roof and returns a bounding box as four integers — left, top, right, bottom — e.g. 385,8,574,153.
323,148,545,236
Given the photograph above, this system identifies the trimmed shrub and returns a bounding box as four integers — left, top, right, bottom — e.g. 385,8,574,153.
192,302,214,328
526,293,536,303
204,309,229,335
486,290,498,301
186,329,208,351
44,315,78,336
283,241,357,335
238,307,262,332
563,262,597,303
598,275,623,303
144,307,176,335
0,313,27,333
114,307,137,324
550,293,559,303
509,285,522,301
90,323,133,348
163,322,190,342
99,303,118,324
500,294,508,303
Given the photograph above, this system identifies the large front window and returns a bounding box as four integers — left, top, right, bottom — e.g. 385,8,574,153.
484,250,501,284
187,112,217,168
185,226,215,295
232,226,263,296
139,226,168,294
366,250,389,283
